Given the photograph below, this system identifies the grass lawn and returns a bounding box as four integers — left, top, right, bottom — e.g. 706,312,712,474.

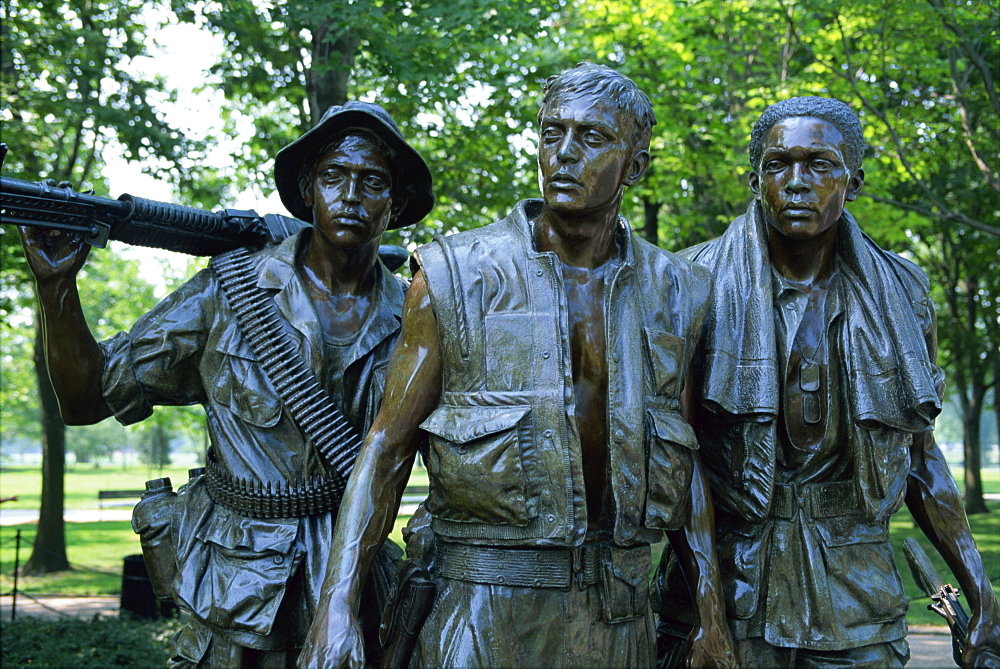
0,465,195,511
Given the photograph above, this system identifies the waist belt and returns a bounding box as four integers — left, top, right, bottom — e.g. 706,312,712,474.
436,541,603,589
203,455,342,518
772,480,858,520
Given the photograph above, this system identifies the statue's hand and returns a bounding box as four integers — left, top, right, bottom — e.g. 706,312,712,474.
296,600,365,669
963,610,1000,669
18,223,91,284
685,622,738,669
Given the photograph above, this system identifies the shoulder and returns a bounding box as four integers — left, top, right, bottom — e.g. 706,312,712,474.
875,246,931,300
414,204,526,271
677,235,725,268
632,235,712,295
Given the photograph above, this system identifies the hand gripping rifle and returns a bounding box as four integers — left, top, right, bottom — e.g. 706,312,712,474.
903,537,1000,668
0,144,409,269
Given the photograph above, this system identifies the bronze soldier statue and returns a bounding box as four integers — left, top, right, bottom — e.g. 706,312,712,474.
299,63,736,668
18,101,434,666
659,96,1000,667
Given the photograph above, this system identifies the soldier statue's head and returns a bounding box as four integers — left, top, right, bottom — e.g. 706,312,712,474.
748,96,866,242
535,64,655,219
274,101,434,236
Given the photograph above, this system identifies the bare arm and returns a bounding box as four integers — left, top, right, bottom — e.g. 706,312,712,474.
18,227,110,424
906,430,1000,667
299,270,442,669
662,371,736,668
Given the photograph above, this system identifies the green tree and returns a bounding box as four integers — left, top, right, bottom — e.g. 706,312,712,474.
1,0,209,574
168,0,563,246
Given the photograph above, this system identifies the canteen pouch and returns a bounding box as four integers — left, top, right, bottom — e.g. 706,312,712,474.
131,478,178,600
598,544,651,623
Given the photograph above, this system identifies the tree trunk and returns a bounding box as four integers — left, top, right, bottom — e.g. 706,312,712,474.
21,312,70,575
643,200,661,247
306,22,360,123
961,380,989,515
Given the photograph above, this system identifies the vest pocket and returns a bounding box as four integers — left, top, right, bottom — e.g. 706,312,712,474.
207,330,282,428
420,404,532,526
644,407,697,531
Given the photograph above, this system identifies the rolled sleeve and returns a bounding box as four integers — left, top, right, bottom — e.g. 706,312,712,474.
99,269,214,425
101,332,154,425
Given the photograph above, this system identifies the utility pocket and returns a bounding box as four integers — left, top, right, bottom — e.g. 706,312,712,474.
644,328,685,397
207,327,281,428
598,545,651,623
644,408,697,531
421,404,532,526
815,521,907,625
715,519,768,620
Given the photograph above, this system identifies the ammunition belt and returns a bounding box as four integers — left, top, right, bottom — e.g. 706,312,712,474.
211,248,363,485
203,455,344,518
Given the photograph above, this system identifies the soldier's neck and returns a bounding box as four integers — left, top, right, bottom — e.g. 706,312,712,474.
767,225,838,290
534,204,620,270
299,236,380,298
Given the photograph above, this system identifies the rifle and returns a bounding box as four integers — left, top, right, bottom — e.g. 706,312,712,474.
903,537,1000,667
0,144,409,269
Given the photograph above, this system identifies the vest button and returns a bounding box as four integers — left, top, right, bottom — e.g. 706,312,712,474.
614,429,625,442
543,429,553,438
536,269,544,276
542,351,550,359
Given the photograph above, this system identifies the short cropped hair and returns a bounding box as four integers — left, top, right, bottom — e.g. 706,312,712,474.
749,96,866,173
296,129,404,221
538,63,656,152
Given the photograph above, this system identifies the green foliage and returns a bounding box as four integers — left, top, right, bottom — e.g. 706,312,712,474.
0,248,207,466
0,616,179,668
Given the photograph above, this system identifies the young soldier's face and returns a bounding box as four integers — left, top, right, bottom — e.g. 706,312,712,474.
537,91,642,218
750,116,862,241
306,134,394,249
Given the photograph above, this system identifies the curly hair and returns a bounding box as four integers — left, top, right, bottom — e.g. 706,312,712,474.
538,63,656,152
749,96,866,172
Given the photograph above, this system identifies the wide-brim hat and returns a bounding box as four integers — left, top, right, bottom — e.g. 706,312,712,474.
274,101,434,229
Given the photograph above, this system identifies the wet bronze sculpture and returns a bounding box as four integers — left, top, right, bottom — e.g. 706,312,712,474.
299,63,736,668
659,96,1000,667
18,101,434,667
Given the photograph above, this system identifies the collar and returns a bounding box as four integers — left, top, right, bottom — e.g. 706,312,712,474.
511,199,635,268
250,229,404,371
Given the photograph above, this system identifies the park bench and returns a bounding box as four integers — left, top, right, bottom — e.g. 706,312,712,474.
401,484,429,505
97,489,144,519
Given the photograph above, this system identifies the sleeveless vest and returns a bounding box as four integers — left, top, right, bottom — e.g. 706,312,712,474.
413,200,711,547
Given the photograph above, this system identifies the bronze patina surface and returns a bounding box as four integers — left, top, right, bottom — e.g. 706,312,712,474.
19,101,434,667
299,64,735,669
661,96,1000,668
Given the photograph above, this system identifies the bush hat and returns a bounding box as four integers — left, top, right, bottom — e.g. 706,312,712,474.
274,101,434,228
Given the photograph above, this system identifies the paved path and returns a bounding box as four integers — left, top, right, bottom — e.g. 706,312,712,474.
0,595,957,667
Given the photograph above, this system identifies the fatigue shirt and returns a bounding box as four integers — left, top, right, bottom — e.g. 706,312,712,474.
412,199,711,549
683,206,942,650
101,229,405,641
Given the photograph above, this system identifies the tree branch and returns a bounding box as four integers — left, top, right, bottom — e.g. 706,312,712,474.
833,15,1000,237
926,0,1000,116
862,193,1000,236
